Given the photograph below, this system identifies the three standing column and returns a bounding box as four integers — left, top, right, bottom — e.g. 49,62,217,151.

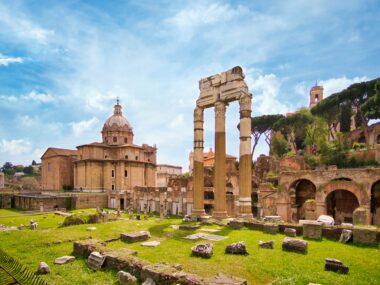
213,101,228,219
192,107,206,217
238,94,253,218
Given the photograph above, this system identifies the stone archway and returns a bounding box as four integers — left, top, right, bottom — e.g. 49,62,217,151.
326,190,359,224
371,179,380,226
289,179,316,221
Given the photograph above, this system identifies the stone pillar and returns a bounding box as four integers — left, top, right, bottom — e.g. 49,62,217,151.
213,101,228,219
238,93,253,218
192,107,206,217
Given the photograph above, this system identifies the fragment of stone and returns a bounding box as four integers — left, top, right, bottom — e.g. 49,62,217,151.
324,258,349,274
341,223,353,227
284,227,297,237
263,215,283,223
317,215,334,226
87,251,106,270
282,237,308,254
204,273,247,285
184,233,226,241
303,221,323,240
191,243,213,258
54,256,76,265
228,220,245,229
55,211,71,217
86,227,96,231
200,228,220,233
117,270,137,284
225,241,248,255
18,224,24,230
263,223,279,234
179,224,200,230
339,229,353,243
37,262,50,274
353,227,377,245
259,240,274,249
0,226,18,231
142,277,156,285
121,231,150,243
169,225,179,229
141,241,160,247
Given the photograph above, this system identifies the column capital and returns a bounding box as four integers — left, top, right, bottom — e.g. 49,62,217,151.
239,93,252,111
214,100,226,118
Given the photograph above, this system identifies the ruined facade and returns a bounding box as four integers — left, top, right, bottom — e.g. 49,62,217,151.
156,164,182,187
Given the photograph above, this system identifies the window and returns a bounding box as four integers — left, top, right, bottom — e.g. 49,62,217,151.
48,163,52,172
125,170,128,177
111,170,115,177
125,155,128,159
111,184,115,191
113,137,117,143
314,94,319,103
135,156,139,160
124,138,128,143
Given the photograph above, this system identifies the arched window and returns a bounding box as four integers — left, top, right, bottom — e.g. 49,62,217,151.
113,137,117,143
125,170,128,177
124,138,128,143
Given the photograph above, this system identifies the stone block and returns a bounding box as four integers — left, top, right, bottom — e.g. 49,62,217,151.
317,215,334,226
87,251,106,270
303,221,323,240
121,231,150,243
228,220,245,229
263,216,282,223
259,240,274,249
225,241,248,255
282,238,308,254
37,262,50,274
263,223,279,234
141,241,160,247
54,256,75,265
73,239,104,257
324,258,349,274
179,224,200,230
191,243,213,258
339,229,352,243
353,208,369,225
284,228,297,237
118,271,137,284
353,227,377,245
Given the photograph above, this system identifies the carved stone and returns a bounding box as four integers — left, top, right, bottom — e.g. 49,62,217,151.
282,238,308,254
324,258,349,274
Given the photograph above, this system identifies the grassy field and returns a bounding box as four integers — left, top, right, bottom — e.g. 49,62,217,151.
0,209,380,285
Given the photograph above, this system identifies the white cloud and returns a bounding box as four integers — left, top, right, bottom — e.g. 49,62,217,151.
0,4,54,44
70,117,99,137
320,76,369,97
22,91,56,103
0,139,32,154
247,72,289,115
0,53,23,66
166,3,248,29
19,115,36,127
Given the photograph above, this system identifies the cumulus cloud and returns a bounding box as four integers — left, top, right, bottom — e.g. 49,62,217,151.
319,76,369,97
22,91,56,103
247,72,290,115
0,53,23,66
0,139,32,154
70,117,99,137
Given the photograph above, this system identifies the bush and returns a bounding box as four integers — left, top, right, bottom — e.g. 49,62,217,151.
271,136,290,158
304,155,319,170
62,214,90,227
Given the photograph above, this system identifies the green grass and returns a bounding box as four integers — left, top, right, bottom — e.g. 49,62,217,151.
0,209,379,284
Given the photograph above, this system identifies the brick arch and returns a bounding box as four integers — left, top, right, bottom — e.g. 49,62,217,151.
322,180,363,205
288,178,316,191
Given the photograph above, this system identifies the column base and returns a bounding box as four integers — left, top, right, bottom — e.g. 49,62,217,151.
212,210,229,219
191,208,206,218
237,212,254,219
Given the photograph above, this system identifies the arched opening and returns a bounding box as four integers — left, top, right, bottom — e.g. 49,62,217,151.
290,179,316,221
331,177,352,182
358,134,366,144
251,180,259,217
371,180,380,226
326,190,359,224
377,134,380,144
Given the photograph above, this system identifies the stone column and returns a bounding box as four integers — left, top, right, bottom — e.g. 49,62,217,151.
213,101,228,219
192,107,206,217
238,94,253,218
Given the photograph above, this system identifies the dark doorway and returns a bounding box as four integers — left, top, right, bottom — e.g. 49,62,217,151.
326,190,359,224
371,180,380,225
290,179,316,221
120,198,125,210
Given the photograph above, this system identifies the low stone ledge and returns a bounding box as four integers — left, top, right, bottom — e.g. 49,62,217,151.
73,239,105,257
353,227,378,245
263,223,279,234
303,221,323,240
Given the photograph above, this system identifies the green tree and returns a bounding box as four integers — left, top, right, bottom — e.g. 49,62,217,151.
304,116,329,147
23,166,34,175
248,114,284,158
271,135,290,158
339,103,352,133
1,162,15,175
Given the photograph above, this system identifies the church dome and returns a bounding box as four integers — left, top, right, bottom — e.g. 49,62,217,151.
102,100,134,145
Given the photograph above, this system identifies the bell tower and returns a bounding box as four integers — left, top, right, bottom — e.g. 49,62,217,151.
309,83,324,108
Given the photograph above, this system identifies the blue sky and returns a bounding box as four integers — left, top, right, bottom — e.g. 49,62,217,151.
0,0,379,170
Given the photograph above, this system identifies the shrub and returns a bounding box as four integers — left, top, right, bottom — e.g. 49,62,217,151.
62,214,90,227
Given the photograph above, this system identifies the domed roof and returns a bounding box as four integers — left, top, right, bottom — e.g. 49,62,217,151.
103,101,132,130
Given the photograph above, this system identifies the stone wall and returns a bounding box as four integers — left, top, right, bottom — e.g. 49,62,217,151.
0,173,4,189
72,193,108,209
